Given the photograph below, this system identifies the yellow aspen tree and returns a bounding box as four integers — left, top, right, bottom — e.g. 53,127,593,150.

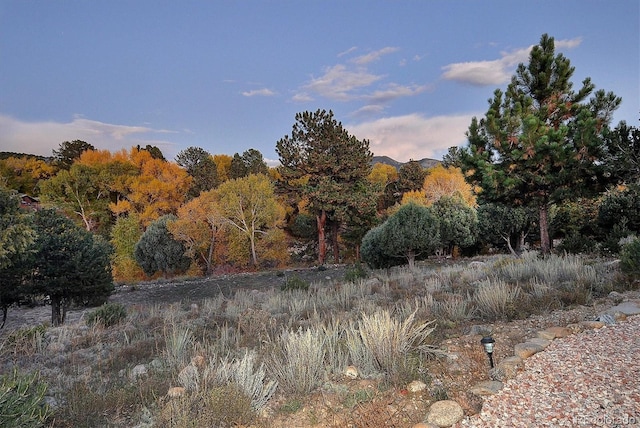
422,164,477,207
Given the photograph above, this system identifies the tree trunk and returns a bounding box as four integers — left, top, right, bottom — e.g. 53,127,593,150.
1,306,7,329
407,250,416,269
331,221,340,264
539,204,551,254
317,210,327,265
51,297,62,326
250,231,258,267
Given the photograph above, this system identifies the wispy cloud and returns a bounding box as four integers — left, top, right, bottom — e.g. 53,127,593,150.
241,88,276,97
367,83,430,104
0,114,179,159
302,64,383,101
294,46,425,108
290,92,314,103
338,46,358,57
346,113,478,161
442,37,583,86
351,47,399,65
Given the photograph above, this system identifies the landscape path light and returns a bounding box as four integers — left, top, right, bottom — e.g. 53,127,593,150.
480,336,495,368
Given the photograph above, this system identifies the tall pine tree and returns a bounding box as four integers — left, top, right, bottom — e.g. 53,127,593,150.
460,34,621,253
276,110,373,264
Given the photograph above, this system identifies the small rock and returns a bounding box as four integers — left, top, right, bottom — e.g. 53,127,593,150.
514,342,544,359
608,301,640,316
566,323,585,334
167,386,186,398
413,423,438,428
597,313,616,325
131,364,148,380
344,365,359,379
426,400,465,427
150,358,163,370
469,380,503,396
191,355,206,369
613,311,627,322
407,380,427,393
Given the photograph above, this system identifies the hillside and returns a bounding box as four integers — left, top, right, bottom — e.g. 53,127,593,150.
372,155,440,170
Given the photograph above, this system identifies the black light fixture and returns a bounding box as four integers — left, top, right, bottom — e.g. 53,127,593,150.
480,336,495,368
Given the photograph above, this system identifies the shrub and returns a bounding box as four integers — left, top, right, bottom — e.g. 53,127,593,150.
344,263,368,283
0,369,51,428
159,384,255,428
280,274,309,291
620,237,640,278
6,325,47,355
557,231,597,254
86,302,127,327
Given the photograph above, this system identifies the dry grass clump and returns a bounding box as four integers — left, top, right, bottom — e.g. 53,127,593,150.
345,309,437,383
208,350,277,411
473,279,522,320
267,327,326,395
158,384,255,428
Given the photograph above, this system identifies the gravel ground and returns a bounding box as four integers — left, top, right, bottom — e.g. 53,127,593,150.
456,315,640,427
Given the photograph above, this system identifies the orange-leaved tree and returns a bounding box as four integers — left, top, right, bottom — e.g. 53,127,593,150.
110,148,192,226
168,189,225,274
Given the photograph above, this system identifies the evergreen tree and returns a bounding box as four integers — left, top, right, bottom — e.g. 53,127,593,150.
53,140,95,170
175,146,219,198
361,203,440,269
459,34,621,253
0,187,36,327
431,195,478,255
276,109,373,264
31,209,113,325
134,215,191,277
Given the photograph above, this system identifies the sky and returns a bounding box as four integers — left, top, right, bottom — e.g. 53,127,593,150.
1,1,638,164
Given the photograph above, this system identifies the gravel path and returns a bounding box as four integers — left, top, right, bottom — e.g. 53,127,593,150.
456,315,640,427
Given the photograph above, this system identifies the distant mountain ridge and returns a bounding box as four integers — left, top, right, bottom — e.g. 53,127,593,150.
372,156,441,170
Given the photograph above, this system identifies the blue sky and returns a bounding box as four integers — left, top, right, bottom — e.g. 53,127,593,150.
1,1,638,164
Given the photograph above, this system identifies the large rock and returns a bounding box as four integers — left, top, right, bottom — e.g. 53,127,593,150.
514,342,544,359
527,337,551,349
490,356,523,381
580,320,605,330
426,400,464,427
607,301,640,316
539,326,571,339
469,380,503,396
